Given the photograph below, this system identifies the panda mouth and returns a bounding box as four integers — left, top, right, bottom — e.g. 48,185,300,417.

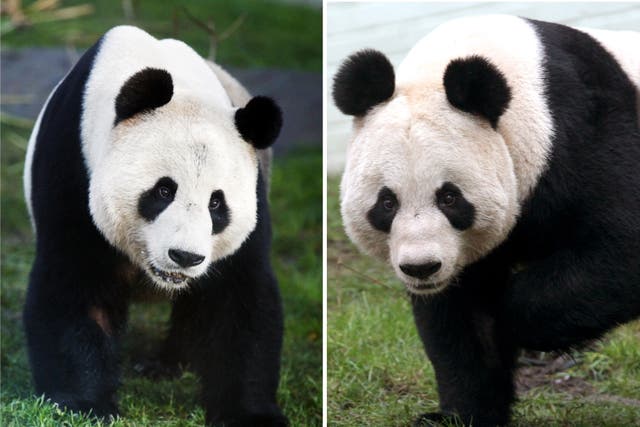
149,265,190,285
410,282,438,291
405,281,442,294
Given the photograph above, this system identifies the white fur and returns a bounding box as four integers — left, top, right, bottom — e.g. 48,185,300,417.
207,62,251,106
23,78,66,232
207,61,273,187
82,26,259,290
341,15,639,294
397,15,554,203
341,94,518,293
341,15,554,294
81,26,232,172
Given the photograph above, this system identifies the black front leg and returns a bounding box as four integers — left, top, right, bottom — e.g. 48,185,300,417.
411,260,517,427
169,266,287,427
23,254,128,419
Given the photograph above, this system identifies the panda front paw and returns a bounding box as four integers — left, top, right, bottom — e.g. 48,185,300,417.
413,412,456,426
414,411,504,427
206,412,289,427
48,392,119,420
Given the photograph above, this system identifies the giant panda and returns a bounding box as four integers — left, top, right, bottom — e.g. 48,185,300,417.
333,15,640,426
23,25,287,426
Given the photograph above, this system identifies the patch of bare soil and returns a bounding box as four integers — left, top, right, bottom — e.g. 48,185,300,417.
515,351,640,407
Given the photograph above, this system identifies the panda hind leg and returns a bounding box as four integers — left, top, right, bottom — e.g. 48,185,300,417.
136,299,193,379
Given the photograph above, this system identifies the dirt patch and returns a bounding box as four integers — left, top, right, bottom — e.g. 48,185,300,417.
515,351,640,407
516,352,583,394
382,375,413,397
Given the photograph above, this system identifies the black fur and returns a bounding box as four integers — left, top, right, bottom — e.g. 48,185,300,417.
412,251,517,427
138,177,177,222
332,49,395,116
435,182,475,231
209,190,230,234
162,173,286,427
24,35,124,419
24,35,286,426
234,96,282,149
114,68,173,125
410,20,640,427
367,186,399,233
443,55,512,129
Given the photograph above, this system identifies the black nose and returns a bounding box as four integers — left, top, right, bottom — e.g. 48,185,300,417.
168,249,205,268
400,261,442,280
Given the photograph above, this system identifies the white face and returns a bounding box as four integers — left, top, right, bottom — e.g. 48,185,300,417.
341,90,519,295
89,101,258,291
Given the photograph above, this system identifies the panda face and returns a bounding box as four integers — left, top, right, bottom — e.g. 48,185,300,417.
89,100,259,290
340,90,519,295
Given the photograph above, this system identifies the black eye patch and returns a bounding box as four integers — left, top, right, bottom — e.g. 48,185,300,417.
367,186,399,233
138,177,177,222
435,182,475,230
209,190,230,234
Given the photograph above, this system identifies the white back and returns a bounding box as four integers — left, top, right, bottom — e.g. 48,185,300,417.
397,15,554,203
81,26,233,173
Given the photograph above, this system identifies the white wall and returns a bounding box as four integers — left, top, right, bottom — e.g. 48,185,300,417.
327,2,640,174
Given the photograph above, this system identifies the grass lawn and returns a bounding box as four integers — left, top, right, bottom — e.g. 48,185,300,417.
1,0,322,72
0,115,322,425
327,176,640,426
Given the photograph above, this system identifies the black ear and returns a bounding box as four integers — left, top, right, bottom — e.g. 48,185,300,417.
333,49,395,117
443,56,511,129
234,96,282,149
115,68,173,125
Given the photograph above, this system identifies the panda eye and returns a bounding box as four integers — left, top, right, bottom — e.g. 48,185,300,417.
382,197,396,211
157,186,172,199
210,198,221,210
439,192,457,207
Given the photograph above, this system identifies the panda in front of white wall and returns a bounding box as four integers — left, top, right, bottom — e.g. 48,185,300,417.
333,15,640,426
23,25,287,426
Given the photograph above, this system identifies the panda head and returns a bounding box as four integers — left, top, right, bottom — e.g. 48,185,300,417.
89,68,281,291
333,50,519,295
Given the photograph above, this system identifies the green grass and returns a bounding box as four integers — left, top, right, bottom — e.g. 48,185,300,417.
0,116,322,426
327,176,640,427
1,0,321,71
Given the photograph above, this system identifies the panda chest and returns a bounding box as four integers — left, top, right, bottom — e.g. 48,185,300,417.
117,261,168,303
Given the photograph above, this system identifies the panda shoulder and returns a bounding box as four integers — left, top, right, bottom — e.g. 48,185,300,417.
398,15,543,85
577,27,640,92
206,61,273,187
206,62,251,107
